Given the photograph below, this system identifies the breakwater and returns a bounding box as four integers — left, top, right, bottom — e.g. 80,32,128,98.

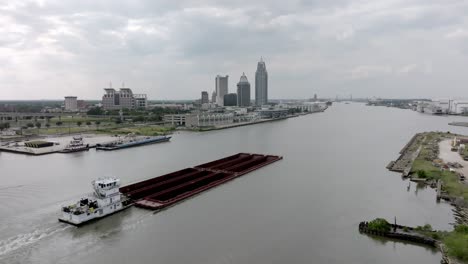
387,133,423,177
358,221,437,246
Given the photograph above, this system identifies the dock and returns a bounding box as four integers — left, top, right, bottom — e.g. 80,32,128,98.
388,133,423,177
120,153,283,210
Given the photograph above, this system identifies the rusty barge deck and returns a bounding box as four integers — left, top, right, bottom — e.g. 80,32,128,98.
120,153,283,210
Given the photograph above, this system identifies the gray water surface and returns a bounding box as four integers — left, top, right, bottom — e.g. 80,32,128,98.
1,103,468,264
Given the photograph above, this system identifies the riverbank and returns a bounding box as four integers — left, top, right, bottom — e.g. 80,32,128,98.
386,132,468,263
186,110,324,132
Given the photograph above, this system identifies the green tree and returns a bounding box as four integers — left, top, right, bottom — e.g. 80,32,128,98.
45,123,50,129
417,170,427,178
368,218,391,233
35,122,41,129
77,121,82,127
87,107,103,115
56,121,63,126
86,121,92,126
133,116,145,122
26,122,34,128
95,121,101,130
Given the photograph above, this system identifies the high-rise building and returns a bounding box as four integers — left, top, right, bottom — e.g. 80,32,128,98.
223,93,238,106
237,73,251,107
255,57,268,106
211,91,217,103
102,85,147,110
64,96,78,111
201,91,209,104
215,75,229,106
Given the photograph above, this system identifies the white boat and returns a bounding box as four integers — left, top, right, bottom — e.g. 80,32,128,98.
59,178,131,226
60,136,90,153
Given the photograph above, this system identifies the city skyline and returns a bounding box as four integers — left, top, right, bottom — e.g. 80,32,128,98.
2,0,468,100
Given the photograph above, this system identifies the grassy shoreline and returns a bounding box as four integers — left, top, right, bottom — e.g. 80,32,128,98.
410,132,468,201
395,131,468,262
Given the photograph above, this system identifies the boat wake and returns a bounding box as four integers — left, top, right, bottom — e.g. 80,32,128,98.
0,224,71,257
0,185,25,191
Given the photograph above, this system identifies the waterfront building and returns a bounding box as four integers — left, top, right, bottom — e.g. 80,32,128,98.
215,75,229,106
164,112,234,127
223,93,238,107
102,86,147,110
451,101,468,114
201,91,209,104
64,96,78,111
255,58,268,106
163,114,187,126
237,73,251,107
258,108,289,119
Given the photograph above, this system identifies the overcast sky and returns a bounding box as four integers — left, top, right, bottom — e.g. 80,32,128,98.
1,0,468,100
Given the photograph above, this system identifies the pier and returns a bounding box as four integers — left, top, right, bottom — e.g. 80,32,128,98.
387,133,423,177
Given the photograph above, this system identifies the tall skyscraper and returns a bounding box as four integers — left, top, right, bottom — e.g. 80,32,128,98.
215,75,229,106
237,72,251,107
255,57,268,106
201,91,209,104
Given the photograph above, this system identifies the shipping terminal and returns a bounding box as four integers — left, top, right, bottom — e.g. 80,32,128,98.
59,153,283,226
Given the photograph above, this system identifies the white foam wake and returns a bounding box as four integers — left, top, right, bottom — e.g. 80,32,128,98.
0,224,71,256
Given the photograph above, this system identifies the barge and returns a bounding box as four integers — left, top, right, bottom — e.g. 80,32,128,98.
120,153,283,210
59,153,282,226
96,135,171,151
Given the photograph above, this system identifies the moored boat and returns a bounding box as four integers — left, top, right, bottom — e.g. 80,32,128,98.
96,135,171,151
59,136,90,153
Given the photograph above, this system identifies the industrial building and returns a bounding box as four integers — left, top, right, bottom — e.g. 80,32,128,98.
416,99,468,115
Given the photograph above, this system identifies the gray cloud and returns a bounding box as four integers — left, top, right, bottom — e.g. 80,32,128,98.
1,0,468,99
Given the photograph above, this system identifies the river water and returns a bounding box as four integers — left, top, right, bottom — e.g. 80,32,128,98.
1,103,468,264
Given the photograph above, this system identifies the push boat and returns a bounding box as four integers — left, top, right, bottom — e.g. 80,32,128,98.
58,178,132,226
96,134,171,151
59,136,90,153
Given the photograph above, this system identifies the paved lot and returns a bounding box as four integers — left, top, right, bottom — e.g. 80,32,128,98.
439,139,468,184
